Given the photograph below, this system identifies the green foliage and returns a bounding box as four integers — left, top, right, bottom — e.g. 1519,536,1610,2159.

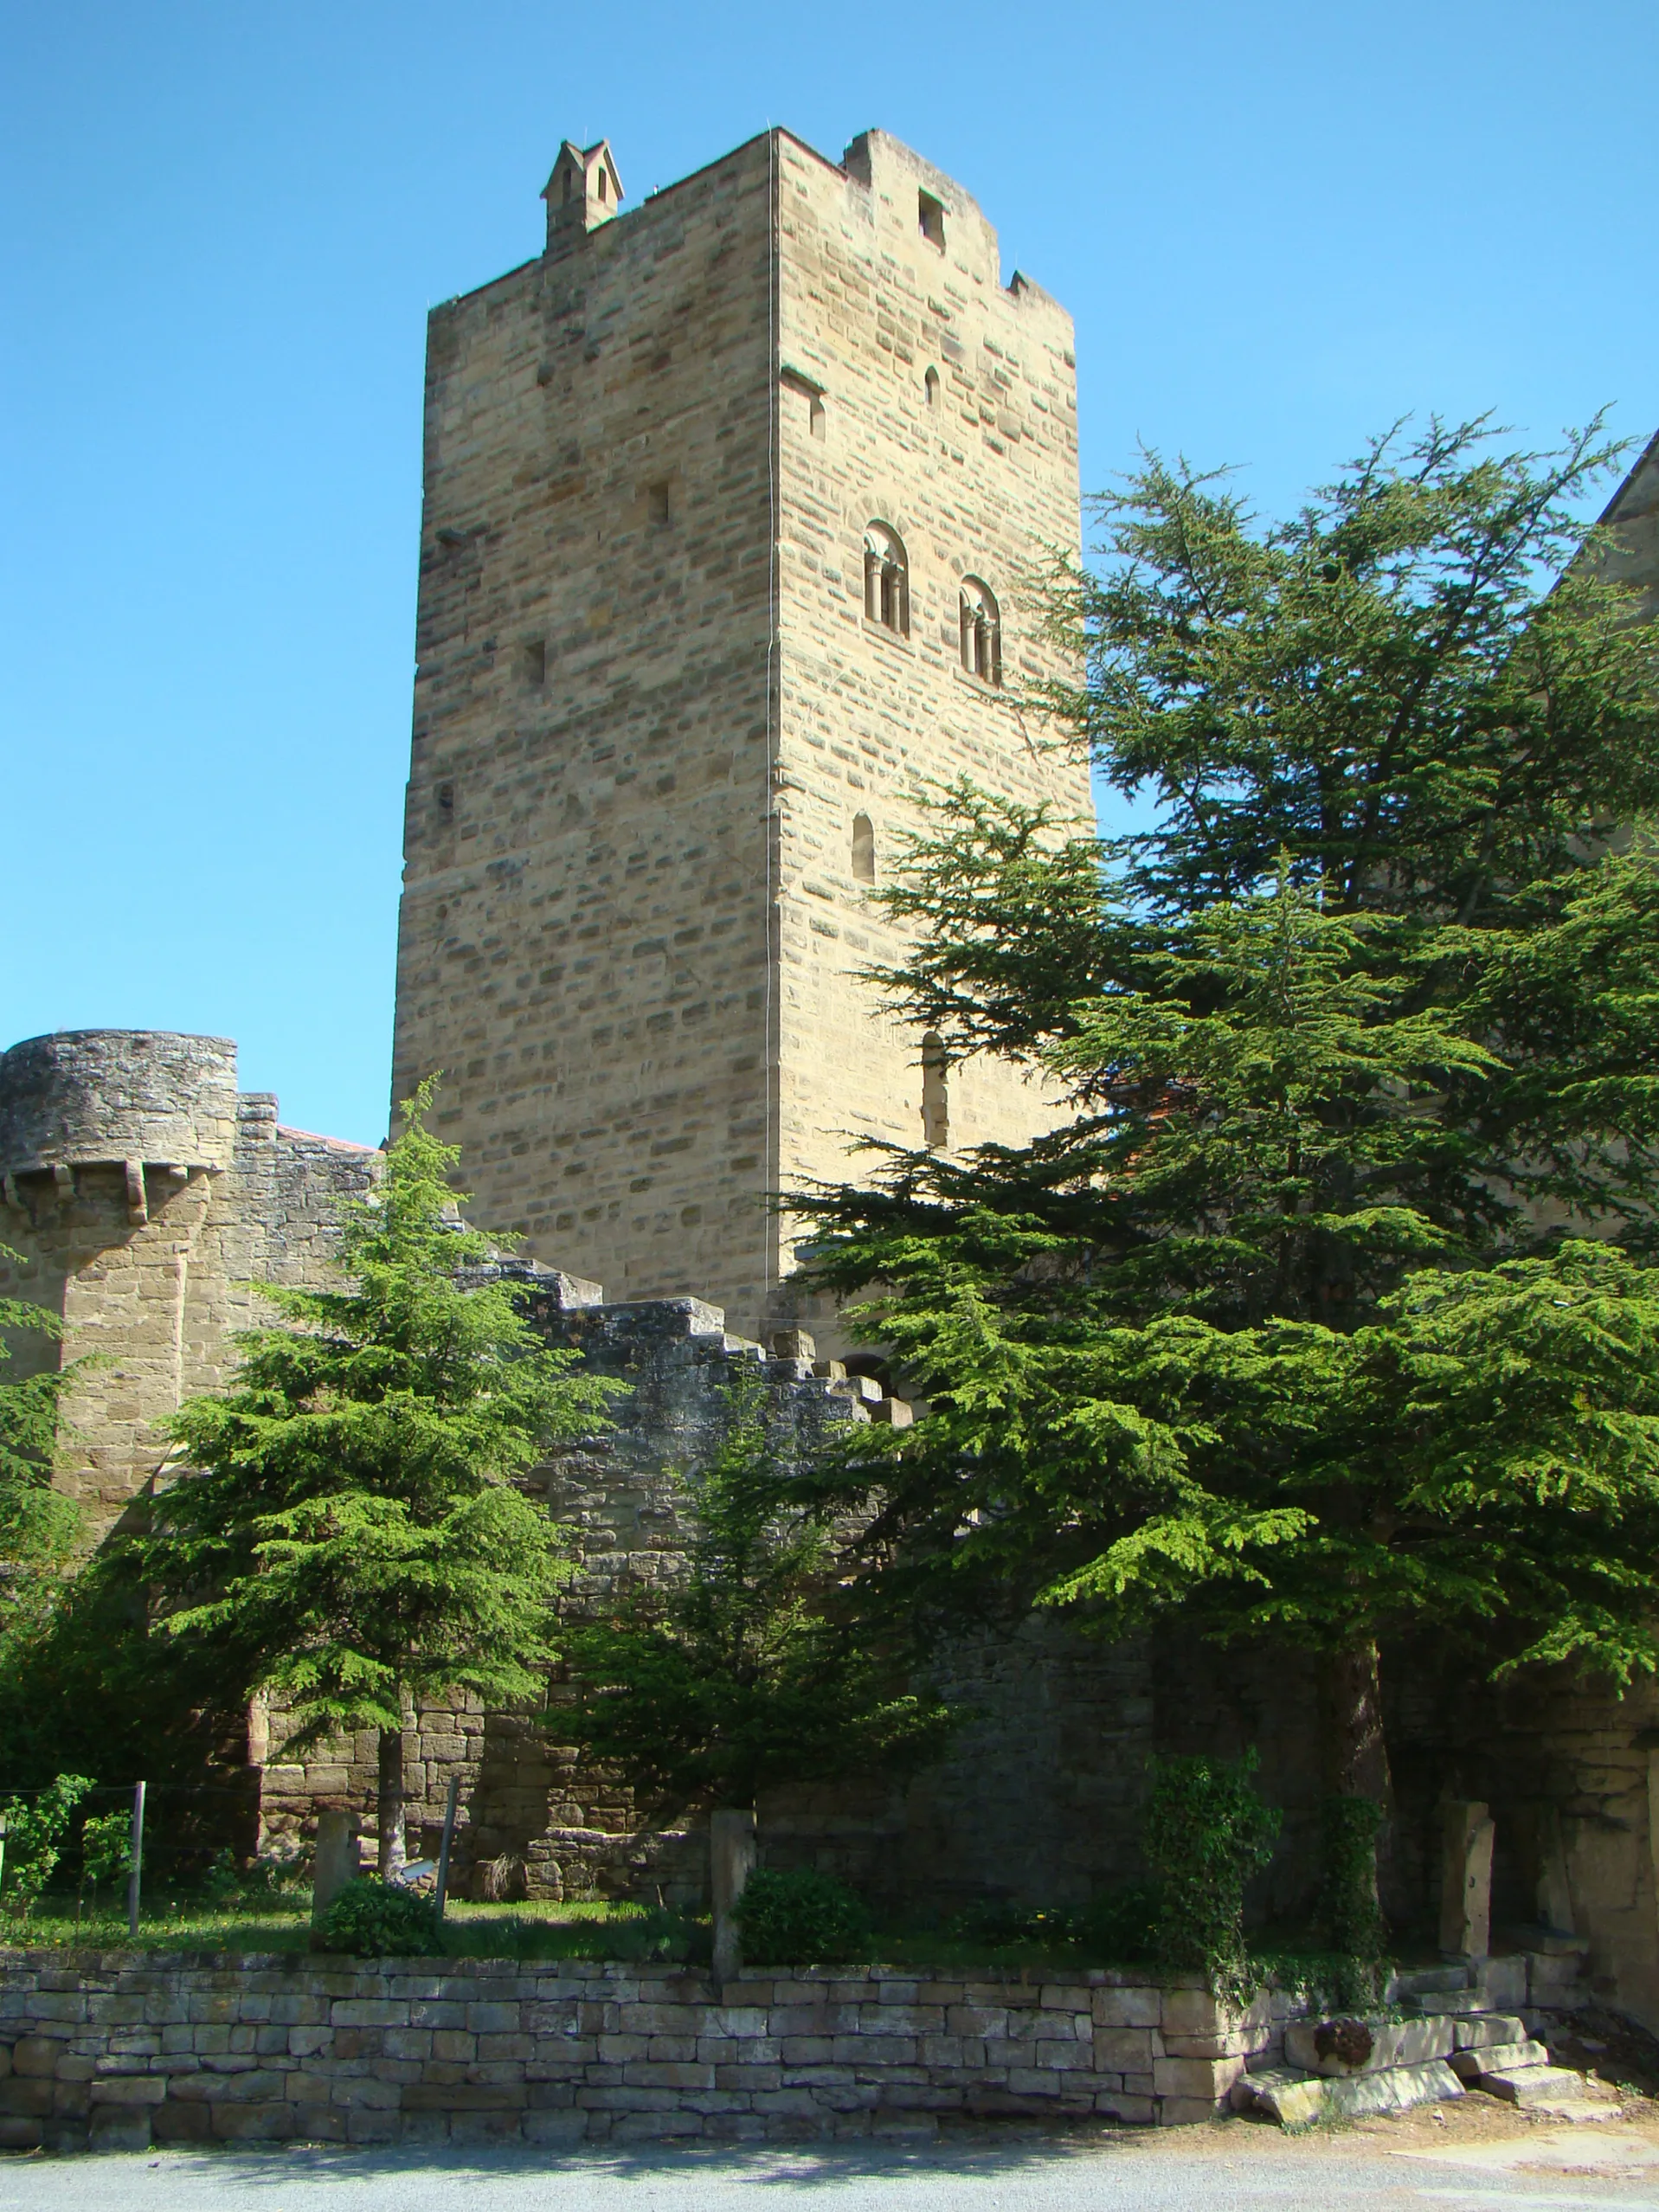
1078,1879,1164,1964
135,1081,620,1752
80,1807,134,1894
1316,1795,1387,1963
781,421,1659,1825
0,1251,83,1649
1141,1752,1280,1990
317,1877,440,1958
734,1867,872,1965
1,1773,93,1914
563,1363,953,1814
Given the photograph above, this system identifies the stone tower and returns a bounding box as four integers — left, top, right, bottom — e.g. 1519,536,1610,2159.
0,1030,377,1531
391,126,1091,1340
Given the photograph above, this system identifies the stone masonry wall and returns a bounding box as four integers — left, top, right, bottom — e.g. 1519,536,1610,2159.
390,134,781,1333
0,1951,1306,2153
771,129,1090,1331
389,125,1092,1349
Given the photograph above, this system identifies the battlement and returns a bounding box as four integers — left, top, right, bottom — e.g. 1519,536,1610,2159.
0,1029,238,1181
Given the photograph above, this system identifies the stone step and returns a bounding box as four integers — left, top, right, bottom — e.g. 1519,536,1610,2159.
1450,2040,1550,2080
1452,2013,1528,2049
1286,2016,1452,2075
1388,1965,1474,1999
1475,2064,1604,2106
1246,2059,1464,2129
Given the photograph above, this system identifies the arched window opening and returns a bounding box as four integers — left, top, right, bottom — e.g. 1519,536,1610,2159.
852,812,876,884
864,524,909,637
917,190,946,250
959,576,1001,687
921,1032,949,1150
924,366,940,410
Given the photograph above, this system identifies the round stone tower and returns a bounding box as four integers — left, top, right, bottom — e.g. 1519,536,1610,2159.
0,1030,239,1527
0,1029,238,1194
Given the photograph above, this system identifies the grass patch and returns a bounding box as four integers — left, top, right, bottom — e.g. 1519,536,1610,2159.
0,1895,707,1961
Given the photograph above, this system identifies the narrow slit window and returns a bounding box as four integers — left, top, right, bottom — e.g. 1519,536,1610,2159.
917,190,946,250
864,523,909,637
924,366,940,410
648,480,671,526
522,639,546,687
959,576,1001,686
852,812,876,884
596,167,608,202
921,1032,949,1150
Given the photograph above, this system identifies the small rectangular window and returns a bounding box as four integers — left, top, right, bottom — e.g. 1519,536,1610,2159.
522,639,546,687
647,480,671,525
917,190,946,249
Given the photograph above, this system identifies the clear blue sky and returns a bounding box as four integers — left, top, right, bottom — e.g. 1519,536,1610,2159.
3,2,1654,1144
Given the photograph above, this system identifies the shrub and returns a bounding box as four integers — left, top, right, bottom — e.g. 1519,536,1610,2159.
1316,1794,1388,1964
1141,1751,1279,1992
1078,1879,1163,1964
734,1867,871,1965
318,1877,440,1958
1,1774,93,1918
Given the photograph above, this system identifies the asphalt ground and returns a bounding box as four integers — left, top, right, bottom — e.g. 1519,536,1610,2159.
3,2099,1659,2212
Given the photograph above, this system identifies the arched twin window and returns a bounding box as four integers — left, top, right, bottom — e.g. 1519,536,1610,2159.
864,524,909,636
960,576,1001,687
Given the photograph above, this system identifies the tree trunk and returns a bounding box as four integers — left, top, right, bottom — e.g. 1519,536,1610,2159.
377,1724,408,1881
1326,1634,1391,1804
1325,1633,1393,1920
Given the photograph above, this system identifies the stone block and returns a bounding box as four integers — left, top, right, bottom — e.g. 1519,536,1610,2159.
88,2110,152,2153
1450,2039,1549,2078
1286,2016,1454,2075
1251,2059,1464,2127
329,2074,402,2111
1096,2091,1156,2123
1152,2055,1243,2105
212,2101,297,2140
528,2106,593,2141
346,2108,401,2144
1033,2041,1093,2072
331,2000,408,2028
1092,1987,1162,2029
1452,2013,1527,2048
88,2074,167,2106
1476,2062,1598,2106
0,2118,41,2151
403,2082,527,2112
1094,2028,1155,2071
10,2035,62,2077
1157,2095,1224,2125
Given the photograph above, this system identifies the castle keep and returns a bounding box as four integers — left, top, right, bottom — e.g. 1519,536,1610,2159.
4,130,1659,2041
391,127,1091,1340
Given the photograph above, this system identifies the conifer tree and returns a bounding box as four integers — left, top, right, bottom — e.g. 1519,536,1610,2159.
788,418,1659,1911
562,1362,951,1825
138,1084,618,1875
0,1257,82,1648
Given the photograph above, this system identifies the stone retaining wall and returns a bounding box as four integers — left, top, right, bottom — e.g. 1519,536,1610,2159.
0,1952,1270,2153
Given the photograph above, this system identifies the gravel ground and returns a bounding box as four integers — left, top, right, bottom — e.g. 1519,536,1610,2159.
3,2100,1659,2212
